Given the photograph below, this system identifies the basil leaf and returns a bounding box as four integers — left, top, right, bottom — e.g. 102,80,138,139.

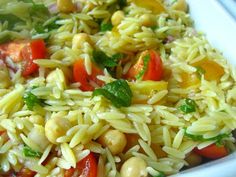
179,98,197,113
93,79,132,108
0,14,24,30
100,23,113,32
93,50,124,69
135,54,150,80
23,88,44,110
184,128,229,143
23,145,42,158
118,0,127,9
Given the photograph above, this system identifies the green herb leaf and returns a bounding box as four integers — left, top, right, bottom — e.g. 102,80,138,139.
153,171,166,177
179,98,197,113
195,66,206,79
100,23,113,32
23,145,42,158
31,3,49,15
93,79,133,108
19,0,49,17
34,17,60,34
93,50,124,68
150,26,158,31
118,0,127,9
23,88,44,110
184,128,229,144
0,14,24,30
135,54,150,80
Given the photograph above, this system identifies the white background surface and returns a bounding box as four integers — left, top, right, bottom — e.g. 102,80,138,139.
170,0,236,177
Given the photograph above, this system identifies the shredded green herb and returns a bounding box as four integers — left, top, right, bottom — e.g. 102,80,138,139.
23,145,42,158
100,23,113,32
93,50,124,68
184,128,229,144
179,98,197,113
23,88,44,110
150,26,158,31
93,79,132,108
33,16,61,39
0,14,24,30
135,54,150,80
152,171,166,177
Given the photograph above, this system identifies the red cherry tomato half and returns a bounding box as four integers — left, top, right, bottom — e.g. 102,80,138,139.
194,144,228,160
0,39,46,77
126,49,163,81
21,39,47,77
73,59,104,91
64,152,97,177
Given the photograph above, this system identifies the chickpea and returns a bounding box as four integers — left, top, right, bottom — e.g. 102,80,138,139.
72,33,92,50
120,157,148,177
98,129,127,155
28,125,49,150
29,115,44,125
0,65,11,89
45,116,72,144
172,0,188,12
57,0,75,13
140,14,156,27
111,10,125,26
185,152,202,167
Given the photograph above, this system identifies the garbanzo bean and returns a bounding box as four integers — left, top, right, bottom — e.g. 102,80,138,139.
171,0,188,12
28,125,49,150
98,129,127,155
120,157,148,177
72,33,92,50
45,116,72,144
57,0,75,13
0,65,11,89
140,14,156,27
111,10,125,26
29,115,44,125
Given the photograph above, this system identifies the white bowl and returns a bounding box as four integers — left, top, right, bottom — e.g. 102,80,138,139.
171,1,236,177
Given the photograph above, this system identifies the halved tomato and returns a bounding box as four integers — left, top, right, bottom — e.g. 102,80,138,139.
125,50,163,81
73,59,104,91
64,152,97,177
194,144,228,160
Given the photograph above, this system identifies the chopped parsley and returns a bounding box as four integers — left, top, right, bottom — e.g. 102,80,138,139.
153,171,166,177
184,128,229,144
179,98,197,114
0,14,24,30
23,87,44,110
23,145,42,158
100,23,113,32
93,50,124,69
